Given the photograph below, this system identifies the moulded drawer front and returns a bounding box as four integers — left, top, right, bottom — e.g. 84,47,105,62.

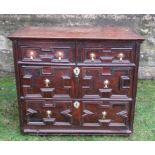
20,65,75,99
77,41,135,64
80,100,131,131
79,66,135,99
21,99,131,133
22,99,74,129
18,41,76,63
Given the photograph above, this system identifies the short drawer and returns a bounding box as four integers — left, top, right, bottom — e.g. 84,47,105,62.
80,100,131,131
18,41,76,63
77,41,136,64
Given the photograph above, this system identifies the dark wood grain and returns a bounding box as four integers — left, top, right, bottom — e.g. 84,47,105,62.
8,26,144,135
8,26,144,40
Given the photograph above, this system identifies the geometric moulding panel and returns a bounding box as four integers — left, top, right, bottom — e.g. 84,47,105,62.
120,76,130,89
99,88,112,98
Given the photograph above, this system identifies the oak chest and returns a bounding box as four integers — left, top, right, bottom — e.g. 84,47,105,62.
8,26,144,135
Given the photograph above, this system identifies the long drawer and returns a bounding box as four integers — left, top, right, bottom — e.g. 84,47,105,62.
19,65,135,100
21,99,132,134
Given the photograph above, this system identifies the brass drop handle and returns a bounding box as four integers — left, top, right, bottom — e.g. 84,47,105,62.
102,111,107,119
73,101,80,109
103,79,110,88
58,51,63,60
46,110,52,118
90,53,96,61
44,79,50,87
118,53,125,61
30,51,35,60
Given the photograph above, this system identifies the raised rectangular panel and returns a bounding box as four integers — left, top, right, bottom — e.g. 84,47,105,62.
120,76,130,89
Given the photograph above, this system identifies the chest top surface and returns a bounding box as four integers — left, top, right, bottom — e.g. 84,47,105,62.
8,26,144,40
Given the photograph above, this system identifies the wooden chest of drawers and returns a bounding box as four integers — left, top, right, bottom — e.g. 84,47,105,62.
8,27,144,135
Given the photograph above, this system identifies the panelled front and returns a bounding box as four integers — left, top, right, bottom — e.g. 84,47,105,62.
14,39,140,135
